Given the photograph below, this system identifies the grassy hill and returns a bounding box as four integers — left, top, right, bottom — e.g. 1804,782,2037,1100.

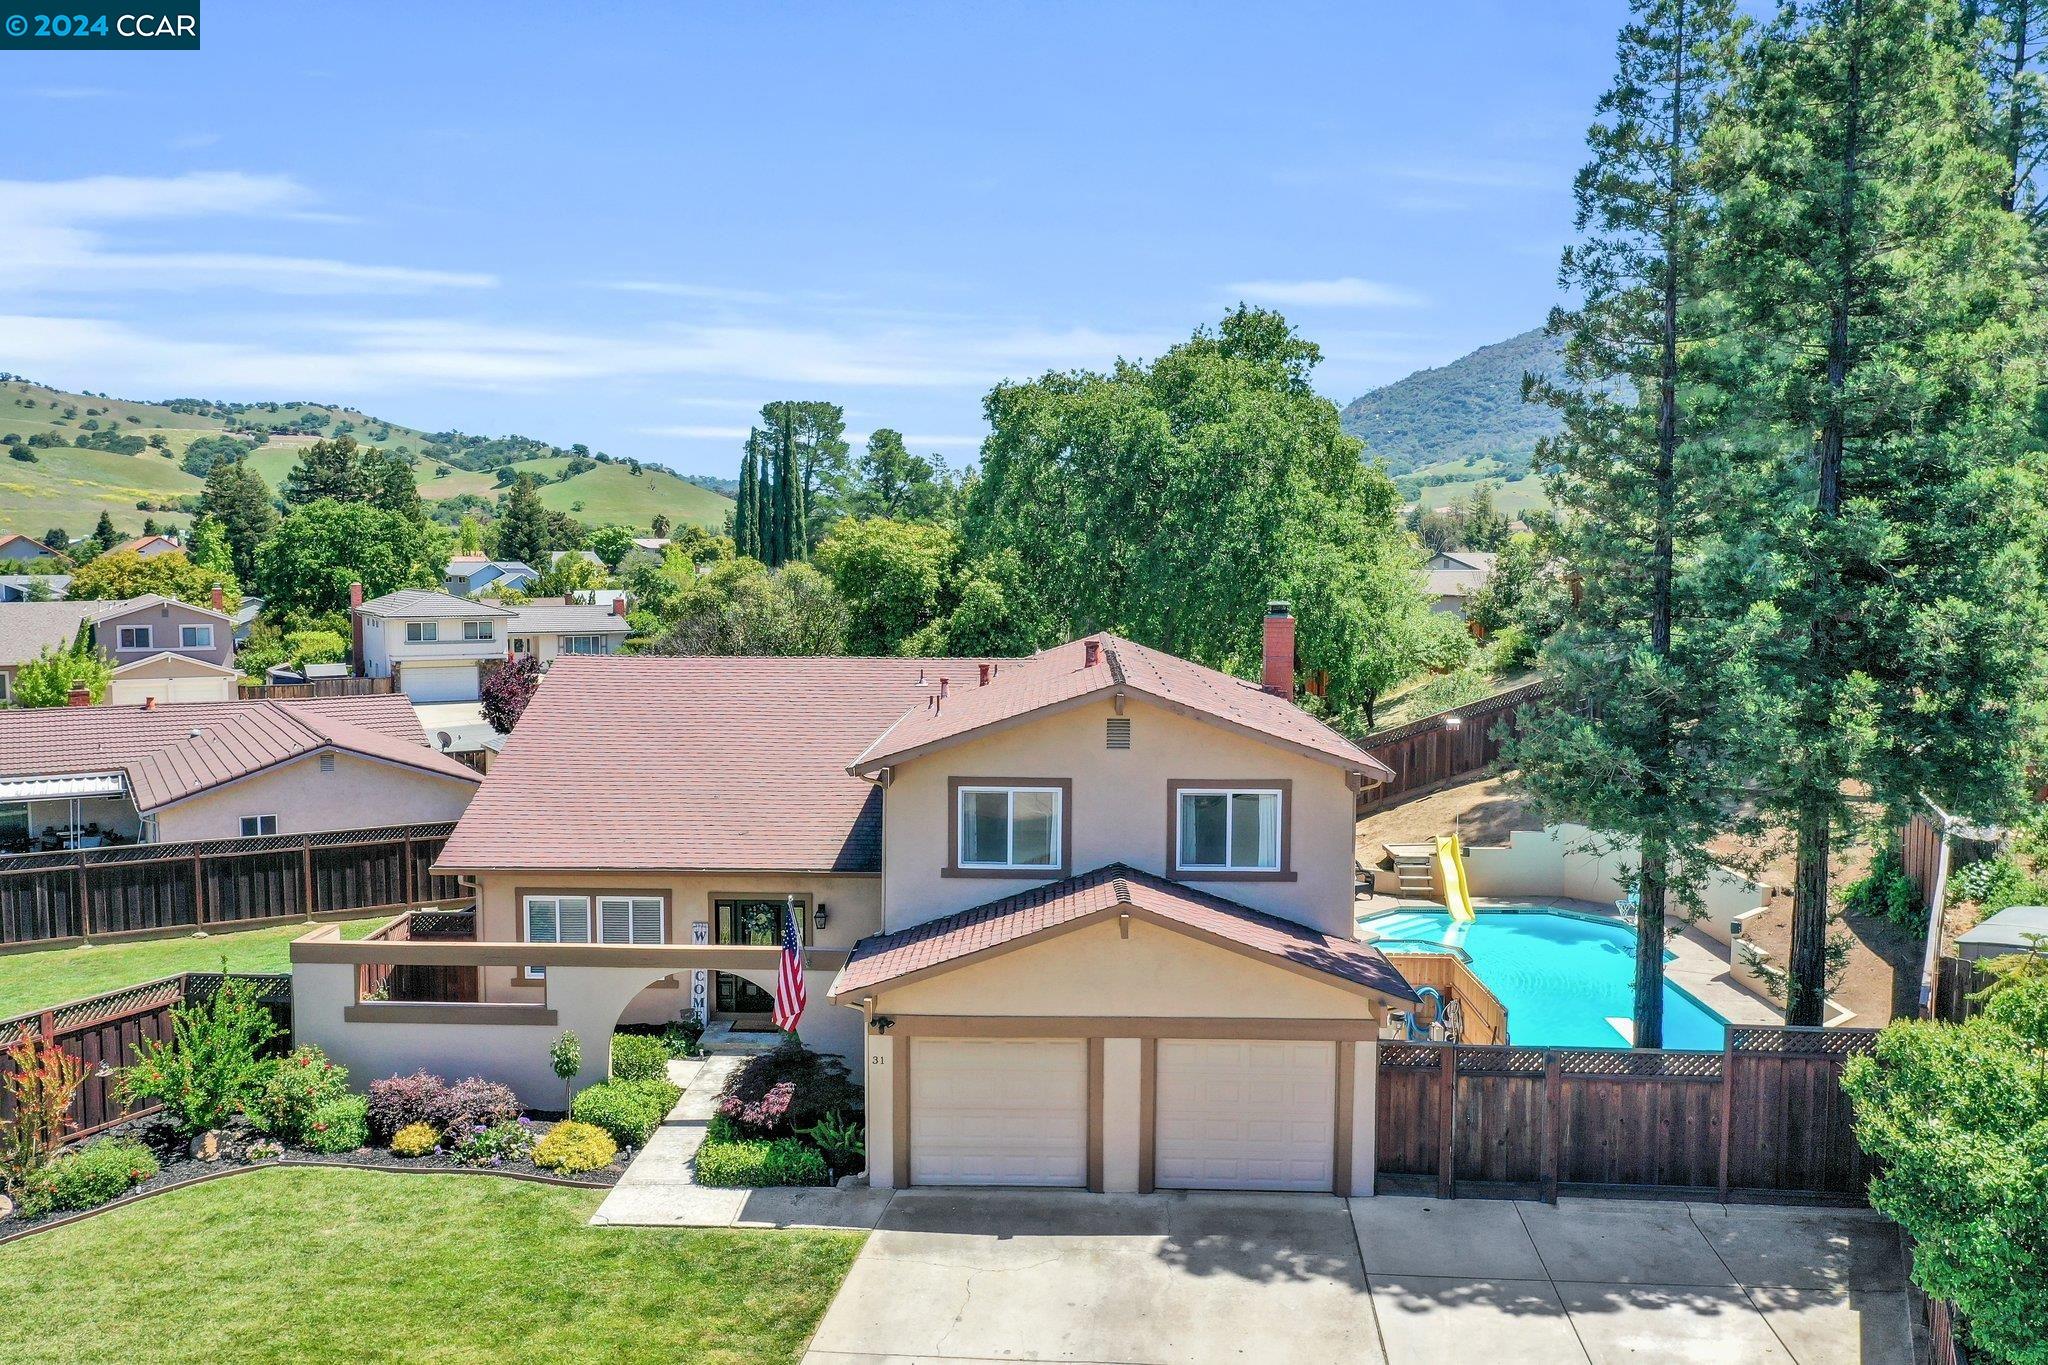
0,377,730,540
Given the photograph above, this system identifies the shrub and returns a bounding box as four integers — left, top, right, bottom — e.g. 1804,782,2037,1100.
246,1046,350,1143
21,1138,159,1215
716,1040,860,1138
0,1037,87,1196
449,1118,538,1167
532,1120,616,1174
661,1017,706,1058
549,1031,582,1111
800,1111,866,1177
1947,855,2048,917
303,1095,369,1153
1842,843,1922,928
610,1032,670,1083
389,1123,439,1158
366,1071,446,1142
425,1077,520,1134
570,1078,678,1148
118,979,279,1132
693,1137,829,1188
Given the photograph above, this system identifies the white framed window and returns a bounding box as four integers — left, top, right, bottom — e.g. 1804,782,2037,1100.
559,635,604,655
463,620,494,641
406,621,439,643
523,894,591,980
117,625,152,650
1176,788,1282,872
179,623,213,649
956,785,1062,869
0,671,10,704
597,895,665,947
510,637,533,655
239,814,278,838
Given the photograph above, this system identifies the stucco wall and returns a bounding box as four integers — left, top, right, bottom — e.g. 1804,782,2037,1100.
97,599,233,668
880,695,1360,936
474,869,882,1025
152,751,476,842
1461,823,1768,946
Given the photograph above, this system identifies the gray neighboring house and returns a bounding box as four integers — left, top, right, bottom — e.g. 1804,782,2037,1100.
0,593,238,706
1423,549,1497,617
500,596,632,663
444,557,541,597
0,534,56,564
0,575,69,603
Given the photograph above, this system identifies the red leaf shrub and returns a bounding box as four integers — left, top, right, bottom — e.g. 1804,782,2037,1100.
426,1077,520,1134
715,1041,858,1138
481,655,543,734
366,1071,445,1142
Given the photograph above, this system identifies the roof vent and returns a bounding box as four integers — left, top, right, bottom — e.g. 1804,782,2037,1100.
1106,717,1131,750
319,753,336,773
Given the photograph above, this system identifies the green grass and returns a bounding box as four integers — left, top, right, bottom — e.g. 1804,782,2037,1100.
1413,471,1549,517
0,1166,864,1364
533,461,731,531
0,919,384,1020
0,441,201,537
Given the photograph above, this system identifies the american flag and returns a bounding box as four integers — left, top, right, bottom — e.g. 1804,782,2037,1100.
773,899,807,1034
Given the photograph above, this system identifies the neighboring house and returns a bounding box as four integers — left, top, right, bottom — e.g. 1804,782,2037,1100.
0,534,56,563
500,596,632,662
547,550,604,569
1955,904,2048,964
109,534,181,559
351,586,515,703
1423,549,1497,617
444,556,541,598
0,693,479,851
0,599,120,705
414,604,1415,1195
232,595,264,645
0,575,70,602
0,592,238,706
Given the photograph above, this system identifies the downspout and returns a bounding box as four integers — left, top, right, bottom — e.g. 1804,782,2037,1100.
1917,795,1956,1019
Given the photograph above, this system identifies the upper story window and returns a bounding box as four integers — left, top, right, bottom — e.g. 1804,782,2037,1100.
559,635,604,655
1174,786,1283,874
116,625,151,650
179,624,213,649
462,620,494,642
240,814,278,837
955,783,1063,871
405,621,439,643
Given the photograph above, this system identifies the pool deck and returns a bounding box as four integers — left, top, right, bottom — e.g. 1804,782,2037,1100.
1356,893,1785,1036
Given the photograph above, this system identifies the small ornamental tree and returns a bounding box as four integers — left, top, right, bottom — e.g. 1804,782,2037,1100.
549,1031,583,1112
481,654,543,734
1842,974,2048,1364
118,979,280,1136
12,643,112,708
0,1037,88,1195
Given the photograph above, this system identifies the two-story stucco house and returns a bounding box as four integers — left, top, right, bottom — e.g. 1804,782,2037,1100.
401,605,1417,1195
351,586,515,702
0,592,238,706
500,597,631,662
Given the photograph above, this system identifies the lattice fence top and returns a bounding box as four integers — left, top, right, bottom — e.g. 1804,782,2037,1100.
410,910,476,940
1730,1025,1879,1056
185,972,293,1007
0,821,459,875
1453,1046,1550,1076
1557,1048,1723,1078
1381,1043,1446,1069
0,974,185,1045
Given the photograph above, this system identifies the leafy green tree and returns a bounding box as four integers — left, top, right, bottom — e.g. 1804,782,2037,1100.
492,474,553,567
961,307,1434,716
852,429,953,521
84,512,119,560
1843,975,2048,1364
184,515,235,578
179,434,252,478
456,514,486,555
1968,0,2048,223
253,500,449,615
815,517,961,654
587,525,638,571
67,549,238,610
733,433,764,561
1508,0,1751,1047
198,457,277,585
359,445,423,522
1711,0,2048,1023
530,551,608,599
1454,483,1514,551
650,513,672,539
11,643,112,707
281,435,365,507
646,559,848,656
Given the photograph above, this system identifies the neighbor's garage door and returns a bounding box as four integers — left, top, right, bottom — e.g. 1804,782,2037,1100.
399,663,480,703
1155,1040,1336,1191
910,1039,1087,1187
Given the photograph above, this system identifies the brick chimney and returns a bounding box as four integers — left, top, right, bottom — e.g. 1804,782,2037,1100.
978,662,992,686
1261,601,1295,698
1083,639,1101,669
612,596,628,617
142,695,157,711
210,585,225,613
348,582,365,678
67,685,92,707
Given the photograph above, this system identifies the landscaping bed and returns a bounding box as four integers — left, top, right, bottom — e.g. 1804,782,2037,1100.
692,1037,865,1188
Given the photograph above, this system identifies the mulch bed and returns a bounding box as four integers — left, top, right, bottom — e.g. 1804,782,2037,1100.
0,1114,630,1243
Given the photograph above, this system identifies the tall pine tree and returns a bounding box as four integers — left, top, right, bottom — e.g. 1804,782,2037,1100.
1511,0,1755,1047
282,435,364,507
199,457,277,584
494,473,553,568
1712,0,2048,1023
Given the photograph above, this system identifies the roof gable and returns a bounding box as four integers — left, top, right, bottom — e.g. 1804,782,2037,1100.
357,588,515,619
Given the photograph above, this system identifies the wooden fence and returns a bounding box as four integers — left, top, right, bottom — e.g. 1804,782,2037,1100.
0,822,469,949
359,909,479,1004
238,677,393,700
1375,1025,1878,1202
1357,681,1546,812
0,972,293,1139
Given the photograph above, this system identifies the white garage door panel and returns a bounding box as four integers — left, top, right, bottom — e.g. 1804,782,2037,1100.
911,1039,1087,1187
1156,1039,1335,1191
400,664,480,703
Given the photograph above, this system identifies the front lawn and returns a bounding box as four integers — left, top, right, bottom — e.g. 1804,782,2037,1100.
0,919,383,1019
0,1166,863,1364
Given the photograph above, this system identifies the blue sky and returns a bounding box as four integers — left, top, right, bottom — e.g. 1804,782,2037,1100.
3,0,1625,478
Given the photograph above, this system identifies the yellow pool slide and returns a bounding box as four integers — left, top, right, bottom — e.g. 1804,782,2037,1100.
1433,833,1475,922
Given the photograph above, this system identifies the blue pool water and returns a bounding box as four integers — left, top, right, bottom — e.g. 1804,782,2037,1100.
1363,908,1728,1049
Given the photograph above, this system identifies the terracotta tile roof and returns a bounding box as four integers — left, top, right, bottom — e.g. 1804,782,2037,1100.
829,864,1416,1002
433,654,992,874
0,694,477,812
356,589,515,619
852,633,1392,780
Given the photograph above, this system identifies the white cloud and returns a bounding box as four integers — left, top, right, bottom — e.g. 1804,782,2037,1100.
636,424,754,440
29,86,114,100
599,280,778,304
0,171,497,295
1225,277,1425,309
1389,161,1551,191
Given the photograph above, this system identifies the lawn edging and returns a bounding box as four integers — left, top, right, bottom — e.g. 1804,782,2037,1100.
0,1158,612,1247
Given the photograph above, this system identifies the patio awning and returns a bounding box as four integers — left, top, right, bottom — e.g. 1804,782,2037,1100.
0,773,127,803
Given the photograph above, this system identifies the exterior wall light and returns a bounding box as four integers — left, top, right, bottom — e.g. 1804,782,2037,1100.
814,902,829,930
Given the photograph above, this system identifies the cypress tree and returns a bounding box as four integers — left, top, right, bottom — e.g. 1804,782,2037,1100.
735,435,758,561
773,402,800,566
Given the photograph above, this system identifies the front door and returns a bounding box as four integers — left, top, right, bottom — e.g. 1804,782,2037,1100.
712,897,804,1022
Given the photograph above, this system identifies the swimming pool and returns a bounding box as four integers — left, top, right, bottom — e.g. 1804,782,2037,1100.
1362,908,1728,1050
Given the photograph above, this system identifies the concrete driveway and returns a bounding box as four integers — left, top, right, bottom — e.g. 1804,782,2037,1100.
802,1191,1913,1365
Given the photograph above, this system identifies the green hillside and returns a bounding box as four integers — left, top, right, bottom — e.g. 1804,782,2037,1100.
0,377,731,540
1340,328,1565,475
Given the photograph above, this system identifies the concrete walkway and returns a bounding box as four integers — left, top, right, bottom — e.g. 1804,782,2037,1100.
589,1053,892,1231
803,1191,1914,1364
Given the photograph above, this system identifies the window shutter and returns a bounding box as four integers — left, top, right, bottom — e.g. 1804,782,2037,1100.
631,898,664,945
